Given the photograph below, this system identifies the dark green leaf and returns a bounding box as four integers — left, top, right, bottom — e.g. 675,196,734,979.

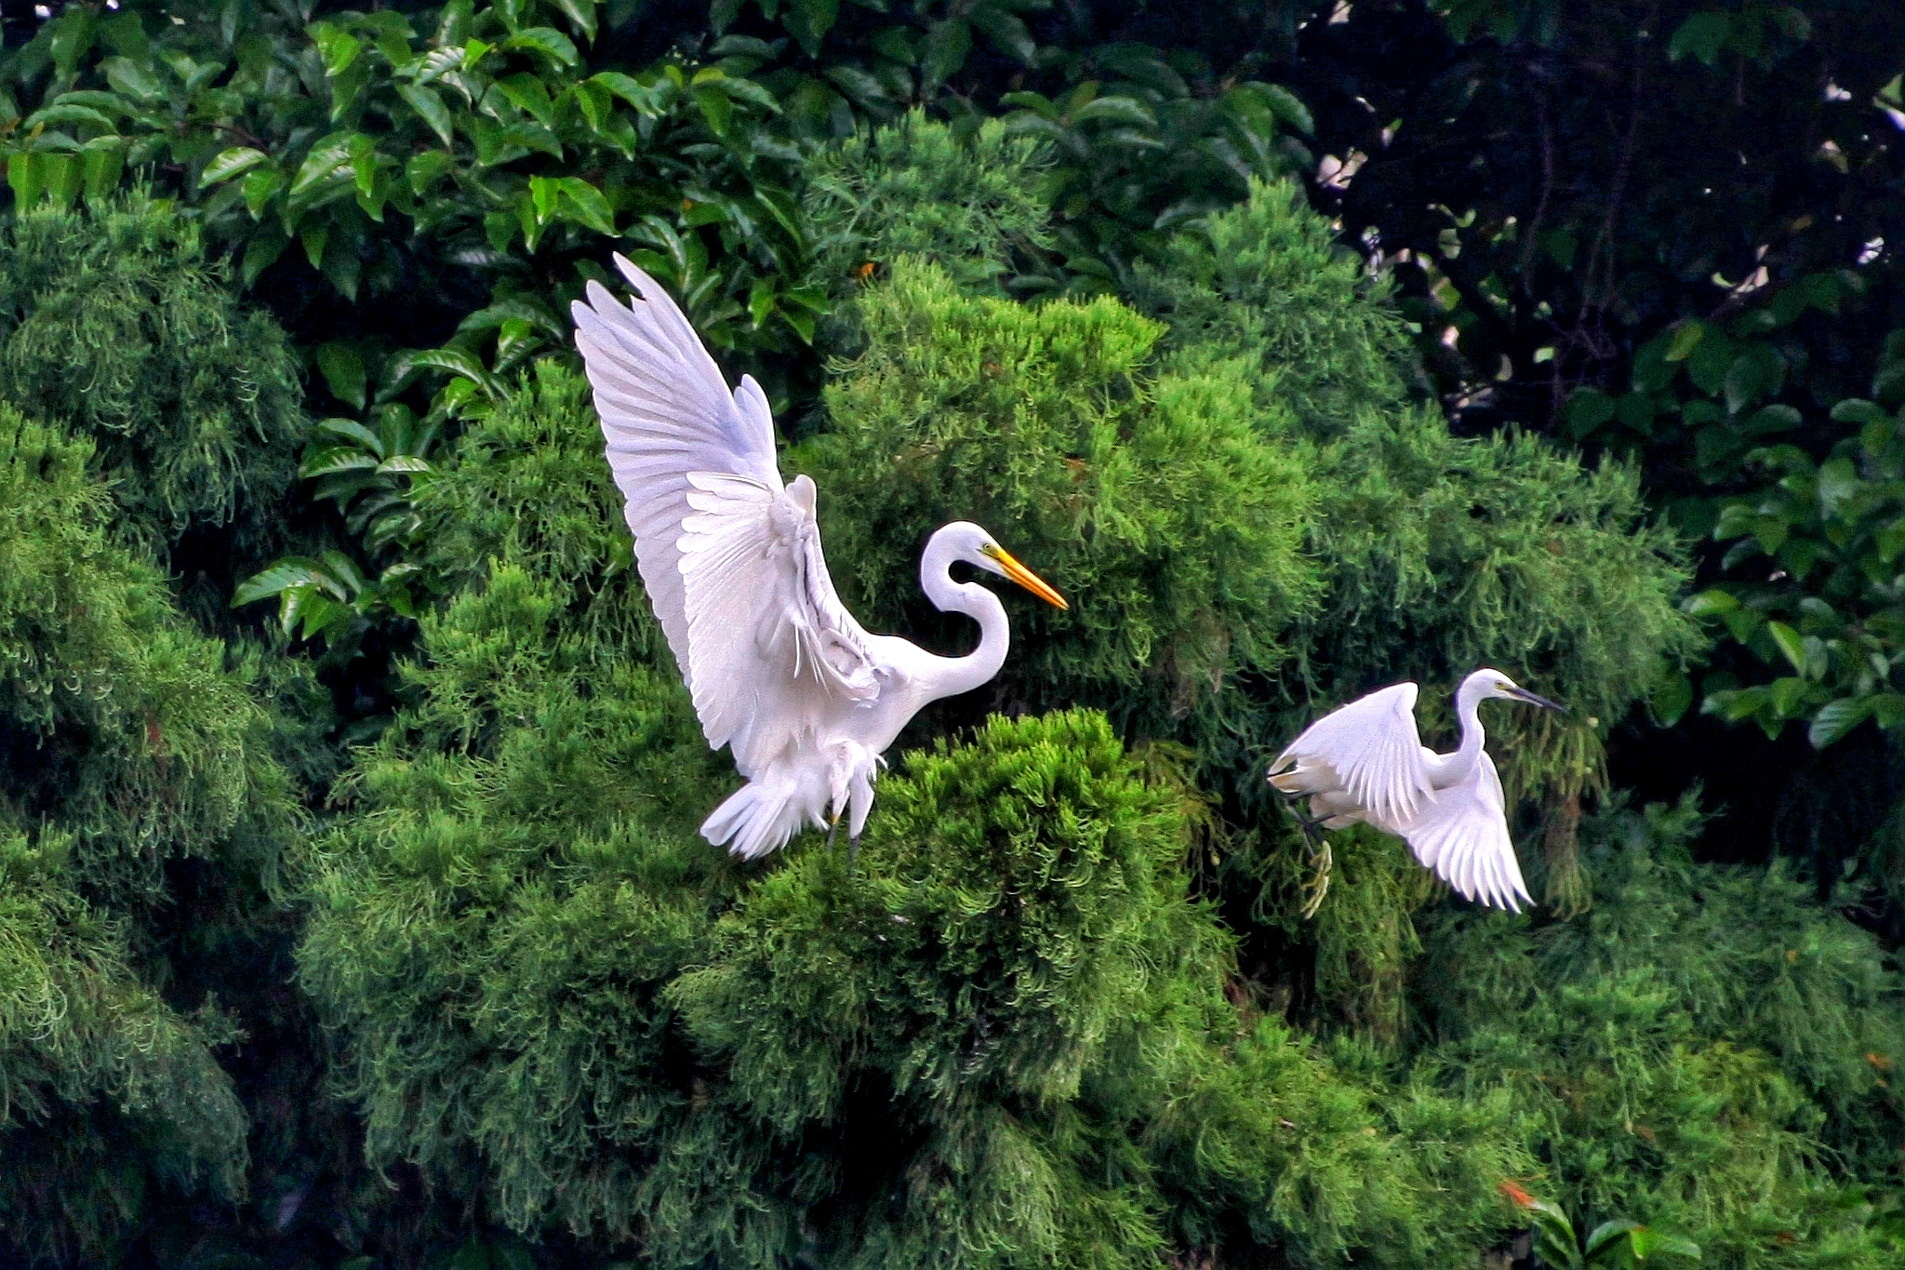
315,344,368,410
1668,12,1730,64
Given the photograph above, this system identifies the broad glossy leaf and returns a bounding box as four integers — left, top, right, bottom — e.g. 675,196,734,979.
25,103,119,132
203,146,269,186
503,27,579,69
970,4,1035,65
1585,1219,1642,1256
1665,320,1706,362
1810,697,1873,749
396,83,455,147
101,55,162,102
234,557,351,607
315,416,386,451
315,343,368,410
300,449,381,479
1768,621,1807,674
545,0,600,41
589,70,667,116
921,17,972,90
7,152,43,208
556,176,615,235
310,23,364,77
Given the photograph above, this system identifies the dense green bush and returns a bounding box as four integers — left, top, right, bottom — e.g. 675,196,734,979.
800,255,1319,744
802,112,1055,297
0,5,1900,1262
1414,799,1905,1265
0,202,303,572
0,415,293,1262
804,149,1699,913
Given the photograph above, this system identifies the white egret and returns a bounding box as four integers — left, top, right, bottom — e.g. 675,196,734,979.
1268,669,1563,912
572,255,1068,863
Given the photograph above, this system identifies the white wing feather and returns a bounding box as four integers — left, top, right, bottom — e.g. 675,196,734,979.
1397,750,1530,912
573,255,882,772
1270,683,1435,824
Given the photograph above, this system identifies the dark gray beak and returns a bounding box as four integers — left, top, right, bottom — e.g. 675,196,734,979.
1506,686,1565,712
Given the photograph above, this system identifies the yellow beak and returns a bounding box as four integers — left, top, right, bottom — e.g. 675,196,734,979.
985,544,1068,610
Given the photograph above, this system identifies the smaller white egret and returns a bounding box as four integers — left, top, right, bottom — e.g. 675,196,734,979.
1268,669,1563,912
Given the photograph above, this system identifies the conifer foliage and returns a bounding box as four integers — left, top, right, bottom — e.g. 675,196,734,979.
294,361,1528,1265
0,415,285,1262
0,204,303,569
0,4,1903,1265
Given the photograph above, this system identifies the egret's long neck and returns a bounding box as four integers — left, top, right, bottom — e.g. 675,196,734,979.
1436,674,1490,786
918,529,1010,702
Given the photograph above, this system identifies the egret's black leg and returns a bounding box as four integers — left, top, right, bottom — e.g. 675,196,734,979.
825,815,840,853
847,832,861,874
1278,794,1328,850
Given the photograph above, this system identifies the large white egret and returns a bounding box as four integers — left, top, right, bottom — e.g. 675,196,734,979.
1268,669,1563,912
572,255,1068,863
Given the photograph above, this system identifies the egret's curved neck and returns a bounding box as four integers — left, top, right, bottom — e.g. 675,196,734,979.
1435,675,1491,786
918,529,1010,702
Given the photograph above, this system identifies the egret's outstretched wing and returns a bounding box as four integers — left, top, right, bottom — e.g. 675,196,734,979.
677,472,879,763
1398,750,1530,912
573,256,880,770
1269,683,1434,824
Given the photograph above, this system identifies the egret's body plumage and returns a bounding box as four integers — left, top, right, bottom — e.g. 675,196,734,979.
1269,669,1562,911
573,255,1064,860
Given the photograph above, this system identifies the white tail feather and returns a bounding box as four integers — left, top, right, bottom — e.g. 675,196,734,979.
701,777,812,861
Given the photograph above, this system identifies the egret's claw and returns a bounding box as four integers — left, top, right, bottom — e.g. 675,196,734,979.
1278,796,1333,919
1299,839,1334,920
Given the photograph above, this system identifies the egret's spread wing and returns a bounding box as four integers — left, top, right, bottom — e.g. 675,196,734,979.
573,256,881,770
572,254,782,696
678,472,880,765
1270,683,1434,824
1398,750,1530,912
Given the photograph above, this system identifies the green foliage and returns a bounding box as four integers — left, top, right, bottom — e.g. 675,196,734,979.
1303,409,1700,747
293,356,732,1240
801,256,1319,748
0,413,296,1261
303,662,1531,1263
800,156,1696,918
0,0,821,361
0,413,297,901
4,6,1897,1260
1417,800,1905,1266
410,360,641,628
1134,177,1416,440
0,199,303,560
290,354,1529,1264
997,71,1312,292
1293,0,1905,869
1691,335,1905,748
0,831,249,1266
667,710,1222,1267
1503,1182,1702,1270
804,112,1053,295
1130,180,1700,908
297,563,730,1240
1145,181,1698,731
